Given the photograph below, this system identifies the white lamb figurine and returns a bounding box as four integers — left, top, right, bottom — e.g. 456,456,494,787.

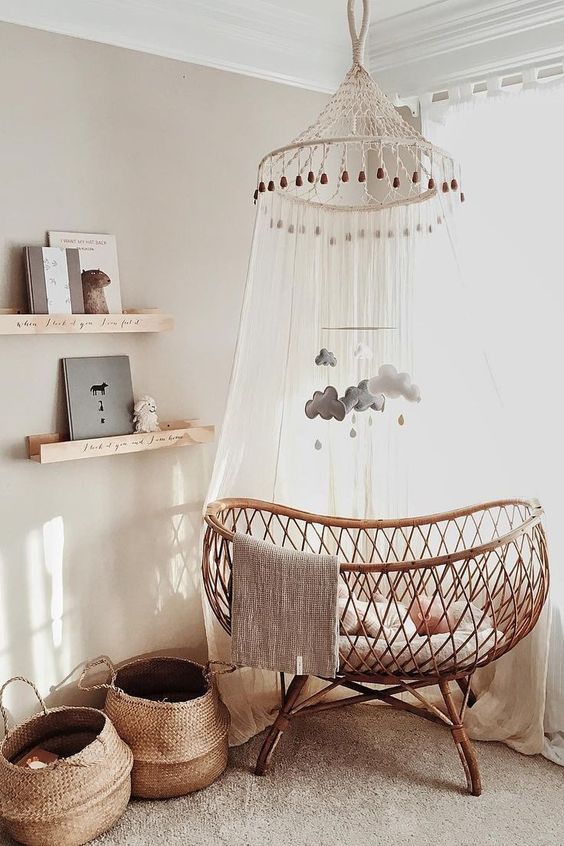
133,396,160,433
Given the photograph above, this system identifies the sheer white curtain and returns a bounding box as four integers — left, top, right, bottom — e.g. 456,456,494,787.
422,80,564,765
204,192,452,744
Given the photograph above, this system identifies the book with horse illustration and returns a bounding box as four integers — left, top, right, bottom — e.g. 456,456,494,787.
63,355,134,440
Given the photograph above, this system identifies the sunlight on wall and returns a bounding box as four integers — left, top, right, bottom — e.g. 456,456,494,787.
42,517,65,650
25,529,51,691
18,518,66,693
170,461,188,597
172,460,186,509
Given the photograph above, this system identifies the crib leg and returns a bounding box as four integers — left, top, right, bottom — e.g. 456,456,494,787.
255,674,308,776
439,680,482,797
456,675,477,708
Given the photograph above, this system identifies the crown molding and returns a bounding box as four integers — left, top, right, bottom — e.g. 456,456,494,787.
0,0,562,96
368,0,564,94
0,0,349,93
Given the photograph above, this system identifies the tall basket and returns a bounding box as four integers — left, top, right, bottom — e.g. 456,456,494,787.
80,655,230,799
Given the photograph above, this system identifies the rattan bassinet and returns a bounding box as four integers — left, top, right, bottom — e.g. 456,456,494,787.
202,497,549,795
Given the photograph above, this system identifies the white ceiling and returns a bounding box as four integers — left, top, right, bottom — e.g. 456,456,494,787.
0,0,562,95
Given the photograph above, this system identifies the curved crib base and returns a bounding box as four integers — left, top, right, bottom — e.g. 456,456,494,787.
255,673,482,796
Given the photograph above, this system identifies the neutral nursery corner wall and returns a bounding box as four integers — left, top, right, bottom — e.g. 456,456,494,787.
0,21,327,722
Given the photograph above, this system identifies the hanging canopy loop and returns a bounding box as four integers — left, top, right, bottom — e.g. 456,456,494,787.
252,0,461,213
348,0,370,66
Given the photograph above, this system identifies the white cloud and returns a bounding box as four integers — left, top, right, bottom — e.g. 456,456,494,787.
368,364,421,403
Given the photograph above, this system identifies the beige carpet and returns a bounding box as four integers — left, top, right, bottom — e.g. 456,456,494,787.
2,705,563,846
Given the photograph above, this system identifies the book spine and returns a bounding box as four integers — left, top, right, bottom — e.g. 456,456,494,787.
66,249,85,313
28,248,49,314
61,359,75,441
23,248,34,313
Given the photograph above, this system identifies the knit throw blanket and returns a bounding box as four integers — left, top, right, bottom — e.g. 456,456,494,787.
231,533,340,677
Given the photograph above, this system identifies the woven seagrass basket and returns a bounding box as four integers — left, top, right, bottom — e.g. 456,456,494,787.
80,655,230,799
0,677,133,846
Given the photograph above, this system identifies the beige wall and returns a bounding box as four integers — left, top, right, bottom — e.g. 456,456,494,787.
0,21,326,720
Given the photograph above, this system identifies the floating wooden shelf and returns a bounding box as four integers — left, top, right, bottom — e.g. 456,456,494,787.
0,310,173,334
26,420,214,464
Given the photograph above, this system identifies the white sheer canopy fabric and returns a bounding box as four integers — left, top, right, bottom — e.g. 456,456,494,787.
422,80,564,765
204,192,455,744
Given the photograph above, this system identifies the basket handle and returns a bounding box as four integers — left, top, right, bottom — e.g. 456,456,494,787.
0,676,48,736
207,661,236,677
78,655,117,692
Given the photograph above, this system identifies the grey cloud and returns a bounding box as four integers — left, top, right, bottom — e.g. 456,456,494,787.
340,379,385,414
315,348,337,367
305,386,346,421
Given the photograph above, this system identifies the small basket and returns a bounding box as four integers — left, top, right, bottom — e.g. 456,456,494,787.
80,655,231,799
0,676,133,846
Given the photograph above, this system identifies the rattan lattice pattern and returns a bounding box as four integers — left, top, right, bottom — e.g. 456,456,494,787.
203,498,548,682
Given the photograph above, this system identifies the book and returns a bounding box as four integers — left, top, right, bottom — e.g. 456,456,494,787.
16,746,59,769
63,355,134,440
48,232,123,315
24,247,84,314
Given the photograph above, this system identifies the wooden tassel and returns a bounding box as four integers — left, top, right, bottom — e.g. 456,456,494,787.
315,225,321,236
320,173,328,185
259,181,266,193
375,230,381,238
342,170,349,183
461,191,466,203
277,219,283,229
288,224,295,234
330,236,336,246
267,180,275,192
428,177,435,190
253,189,259,202
377,166,385,180
412,171,420,184
404,228,410,237
358,170,366,183
442,181,450,192
451,178,459,191
296,174,303,187
308,170,315,183
393,176,400,188
346,232,352,242
280,175,288,189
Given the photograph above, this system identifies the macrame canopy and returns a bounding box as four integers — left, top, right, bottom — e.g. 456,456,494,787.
254,0,462,211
